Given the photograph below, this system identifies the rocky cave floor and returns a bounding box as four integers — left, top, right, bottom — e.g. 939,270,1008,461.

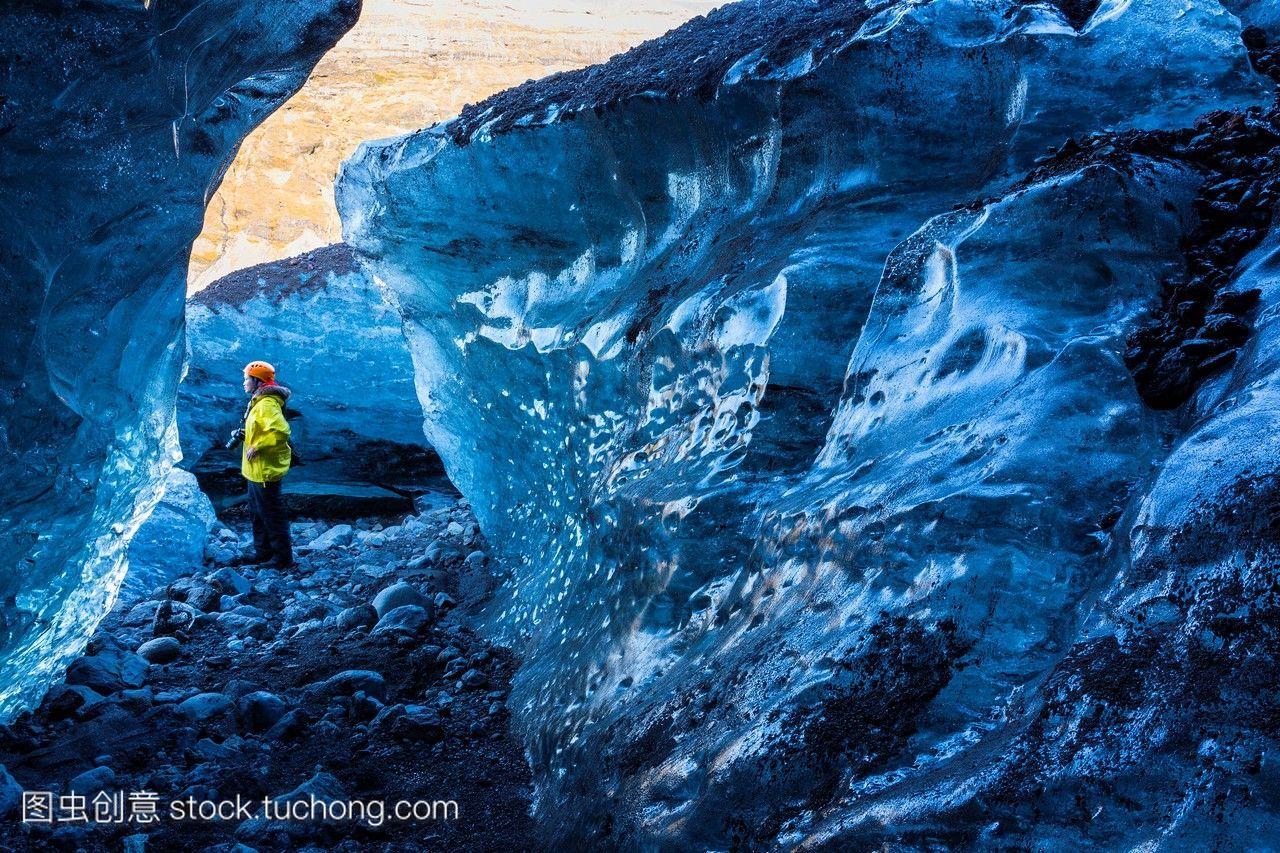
0,500,538,852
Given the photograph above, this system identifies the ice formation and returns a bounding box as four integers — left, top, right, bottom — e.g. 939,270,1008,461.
181,244,428,470
0,0,358,715
121,469,216,607
340,0,1280,845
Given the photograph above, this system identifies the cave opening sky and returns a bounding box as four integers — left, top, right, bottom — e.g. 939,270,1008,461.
189,0,722,292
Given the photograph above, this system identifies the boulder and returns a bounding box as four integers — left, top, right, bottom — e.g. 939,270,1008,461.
208,568,252,596
237,691,287,732
337,604,377,631
65,649,148,695
301,524,354,552
137,637,181,664
372,582,429,617
372,605,431,636
312,670,386,702
0,764,22,818
176,692,233,722
68,766,116,796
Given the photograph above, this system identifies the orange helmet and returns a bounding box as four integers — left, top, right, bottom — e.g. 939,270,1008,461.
243,360,276,383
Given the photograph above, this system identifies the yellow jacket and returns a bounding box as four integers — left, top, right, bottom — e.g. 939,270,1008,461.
241,385,292,483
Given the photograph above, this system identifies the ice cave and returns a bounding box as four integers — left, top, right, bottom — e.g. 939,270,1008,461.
1,0,1279,849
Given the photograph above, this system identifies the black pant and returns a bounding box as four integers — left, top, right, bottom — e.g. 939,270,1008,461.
247,479,291,564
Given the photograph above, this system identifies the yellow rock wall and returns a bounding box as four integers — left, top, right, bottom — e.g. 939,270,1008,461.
188,0,722,292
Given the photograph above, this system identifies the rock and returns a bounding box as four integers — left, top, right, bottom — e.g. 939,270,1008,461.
372,604,431,636
434,592,456,611
337,604,377,631
357,530,387,547
193,738,238,761
152,599,197,637
69,765,116,796
154,688,199,704
302,524,355,552
237,691,287,732
209,568,252,596
282,600,330,624
121,834,148,853
41,684,106,721
460,668,488,689
464,550,486,570
313,670,387,702
392,705,444,743
276,771,347,806
217,613,272,640
188,585,224,613
446,521,465,537
222,679,264,700
372,581,428,617
176,692,233,722
119,687,153,712
65,649,149,694
265,709,308,741
0,764,22,818
137,636,181,664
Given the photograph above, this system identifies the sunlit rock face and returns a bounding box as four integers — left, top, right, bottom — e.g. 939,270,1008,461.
341,0,1276,845
186,0,726,291
181,244,427,472
0,0,357,716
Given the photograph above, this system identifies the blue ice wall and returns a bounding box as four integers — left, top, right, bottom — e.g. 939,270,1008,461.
0,0,358,716
340,0,1279,846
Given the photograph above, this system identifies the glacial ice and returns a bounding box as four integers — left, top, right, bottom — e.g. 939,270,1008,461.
340,0,1278,845
121,469,216,607
0,0,357,715
181,244,428,471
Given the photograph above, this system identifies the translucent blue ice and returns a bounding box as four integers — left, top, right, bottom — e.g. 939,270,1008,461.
0,0,357,715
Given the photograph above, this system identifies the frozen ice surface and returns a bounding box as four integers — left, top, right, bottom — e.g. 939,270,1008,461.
181,244,426,466
121,469,216,607
0,0,357,715
339,0,1279,845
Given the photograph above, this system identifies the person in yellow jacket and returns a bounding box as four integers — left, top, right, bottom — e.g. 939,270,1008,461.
235,360,294,568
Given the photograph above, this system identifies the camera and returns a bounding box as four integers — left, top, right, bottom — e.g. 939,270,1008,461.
225,427,245,450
